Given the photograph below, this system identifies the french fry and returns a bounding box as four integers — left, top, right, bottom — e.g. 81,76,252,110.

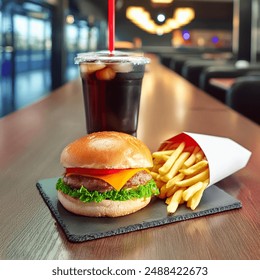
175,168,209,187
182,181,204,201
151,153,170,172
166,195,185,205
158,184,167,199
150,171,160,180
166,184,182,198
152,150,175,157
187,180,209,210
179,160,208,176
203,179,209,187
195,150,205,162
165,172,185,189
158,142,186,175
167,188,185,214
160,151,190,181
155,180,165,192
165,197,171,205
183,146,200,168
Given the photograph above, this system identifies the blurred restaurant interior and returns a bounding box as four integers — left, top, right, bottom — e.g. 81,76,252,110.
0,0,260,124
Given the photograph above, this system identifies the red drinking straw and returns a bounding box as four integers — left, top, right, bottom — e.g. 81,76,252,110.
108,0,115,53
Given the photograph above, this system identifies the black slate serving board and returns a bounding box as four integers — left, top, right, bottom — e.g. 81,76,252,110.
36,177,242,243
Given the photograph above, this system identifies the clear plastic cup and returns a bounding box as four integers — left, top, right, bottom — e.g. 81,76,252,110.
75,51,150,136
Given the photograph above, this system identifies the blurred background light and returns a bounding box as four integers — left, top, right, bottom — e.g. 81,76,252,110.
157,13,166,23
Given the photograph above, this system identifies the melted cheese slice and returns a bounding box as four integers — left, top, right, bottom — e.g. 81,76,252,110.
67,168,149,191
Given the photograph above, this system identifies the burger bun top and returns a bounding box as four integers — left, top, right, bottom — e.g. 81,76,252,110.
60,131,153,169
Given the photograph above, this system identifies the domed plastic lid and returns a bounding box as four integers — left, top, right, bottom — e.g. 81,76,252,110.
75,51,150,65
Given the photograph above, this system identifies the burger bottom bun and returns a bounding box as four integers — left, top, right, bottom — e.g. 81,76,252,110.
57,191,151,217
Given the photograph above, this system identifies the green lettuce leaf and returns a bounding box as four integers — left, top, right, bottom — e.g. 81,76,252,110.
56,178,159,203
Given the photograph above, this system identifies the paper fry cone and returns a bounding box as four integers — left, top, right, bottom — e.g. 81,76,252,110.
159,132,252,187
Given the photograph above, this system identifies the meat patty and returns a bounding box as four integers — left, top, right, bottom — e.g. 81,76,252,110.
63,170,152,192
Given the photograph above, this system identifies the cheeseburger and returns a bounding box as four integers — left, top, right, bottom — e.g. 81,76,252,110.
56,131,159,217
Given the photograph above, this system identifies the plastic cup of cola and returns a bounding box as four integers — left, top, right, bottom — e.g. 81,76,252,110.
75,51,150,136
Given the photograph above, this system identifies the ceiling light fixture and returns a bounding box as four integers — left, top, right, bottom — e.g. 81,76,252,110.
126,6,195,35
157,13,166,23
66,15,75,24
151,0,174,4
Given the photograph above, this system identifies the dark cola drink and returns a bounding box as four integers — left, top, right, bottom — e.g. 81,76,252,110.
81,63,145,136
76,51,150,136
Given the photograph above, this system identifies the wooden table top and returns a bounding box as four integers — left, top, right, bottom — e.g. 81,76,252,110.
1,56,260,260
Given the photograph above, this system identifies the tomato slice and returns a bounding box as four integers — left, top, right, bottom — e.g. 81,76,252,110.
65,167,126,176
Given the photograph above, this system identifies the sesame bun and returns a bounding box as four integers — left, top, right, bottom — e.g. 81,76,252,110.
57,191,151,217
60,131,153,169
